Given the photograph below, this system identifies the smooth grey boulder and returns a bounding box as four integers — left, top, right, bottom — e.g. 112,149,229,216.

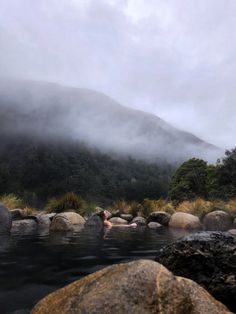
147,211,171,226
169,212,202,230
120,214,133,222
36,214,51,229
203,210,233,231
156,231,236,312
148,222,162,229
11,219,38,234
0,204,12,234
109,217,128,225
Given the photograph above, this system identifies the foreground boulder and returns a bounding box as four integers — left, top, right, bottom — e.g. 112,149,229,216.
32,259,231,314
203,210,233,231
11,219,37,234
50,212,85,232
156,231,236,312
0,204,12,234
148,211,171,226
169,212,202,230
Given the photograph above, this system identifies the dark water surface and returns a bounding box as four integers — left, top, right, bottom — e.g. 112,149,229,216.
0,227,191,313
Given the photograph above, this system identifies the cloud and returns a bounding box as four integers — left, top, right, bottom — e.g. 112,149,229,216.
0,0,235,149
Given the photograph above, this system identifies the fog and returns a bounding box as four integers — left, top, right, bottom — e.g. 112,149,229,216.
0,0,235,150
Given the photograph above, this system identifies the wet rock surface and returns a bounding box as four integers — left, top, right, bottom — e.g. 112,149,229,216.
156,231,236,312
203,210,233,231
32,260,231,314
169,212,202,230
147,211,171,226
0,204,12,234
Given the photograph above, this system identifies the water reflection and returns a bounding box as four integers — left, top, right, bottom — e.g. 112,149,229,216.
0,227,191,313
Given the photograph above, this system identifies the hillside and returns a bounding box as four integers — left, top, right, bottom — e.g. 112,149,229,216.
0,78,221,163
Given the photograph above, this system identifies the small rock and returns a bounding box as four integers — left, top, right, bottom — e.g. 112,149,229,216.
203,210,233,231
130,216,146,226
169,212,202,230
148,222,162,229
228,229,236,235
50,216,74,232
109,217,128,225
147,211,171,226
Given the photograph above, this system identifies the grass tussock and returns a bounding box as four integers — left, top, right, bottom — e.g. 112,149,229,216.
108,199,141,217
45,192,86,214
142,199,175,217
0,194,23,209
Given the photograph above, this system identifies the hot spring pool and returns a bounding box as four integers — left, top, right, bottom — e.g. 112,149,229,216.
0,227,191,313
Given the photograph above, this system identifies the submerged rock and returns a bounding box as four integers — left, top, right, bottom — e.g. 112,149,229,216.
169,212,202,230
11,219,37,234
156,231,236,312
203,210,233,231
147,211,171,226
0,204,12,234
31,259,231,314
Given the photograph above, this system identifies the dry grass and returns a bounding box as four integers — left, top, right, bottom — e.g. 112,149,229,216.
0,194,23,209
142,199,175,217
108,199,141,217
45,192,86,214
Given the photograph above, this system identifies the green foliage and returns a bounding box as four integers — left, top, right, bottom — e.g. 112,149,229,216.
45,192,86,213
0,193,23,209
0,136,173,206
169,158,208,202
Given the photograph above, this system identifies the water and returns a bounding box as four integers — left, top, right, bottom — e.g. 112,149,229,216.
0,227,190,313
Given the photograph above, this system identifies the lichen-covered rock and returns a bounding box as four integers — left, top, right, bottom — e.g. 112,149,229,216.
130,216,146,226
169,212,202,230
32,260,231,314
156,231,236,312
203,210,233,231
0,204,12,234
109,217,128,225
148,222,162,229
147,211,171,226
11,219,37,234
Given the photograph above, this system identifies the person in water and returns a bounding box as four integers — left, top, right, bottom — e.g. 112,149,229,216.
99,210,137,228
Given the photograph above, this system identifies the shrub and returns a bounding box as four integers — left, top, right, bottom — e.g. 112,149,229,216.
0,193,23,209
45,192,86,213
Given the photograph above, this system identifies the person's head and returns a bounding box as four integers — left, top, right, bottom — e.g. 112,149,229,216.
98,210,109,221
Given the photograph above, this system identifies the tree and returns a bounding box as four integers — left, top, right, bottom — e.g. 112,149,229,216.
169,158,208,202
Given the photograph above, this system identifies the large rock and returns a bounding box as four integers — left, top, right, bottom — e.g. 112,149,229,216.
203,210,233,231
36,214,51,229
147,211,171,226
50,212,85,232
156,231,236,312
109,217,128,225
11,219,37,234
169,212,202,230
32,260,231,314
0,204,12,234
130,216,146,226
120,214,133,222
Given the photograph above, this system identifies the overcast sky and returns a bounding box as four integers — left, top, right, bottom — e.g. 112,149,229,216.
0,0,235,149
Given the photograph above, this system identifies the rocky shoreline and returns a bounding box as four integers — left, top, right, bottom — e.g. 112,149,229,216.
0,203,236,313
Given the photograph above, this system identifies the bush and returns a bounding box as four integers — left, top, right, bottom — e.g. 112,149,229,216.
45,192,86,213
0,193,23,209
